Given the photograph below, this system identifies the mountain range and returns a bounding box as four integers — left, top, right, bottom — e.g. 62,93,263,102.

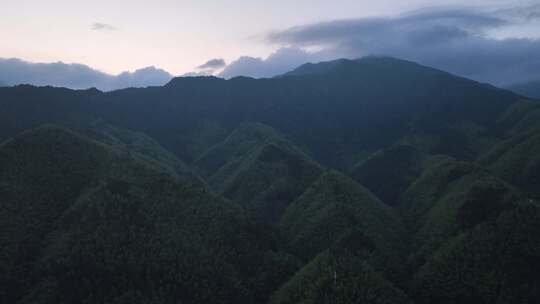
1,56,539,303
0,58,173,91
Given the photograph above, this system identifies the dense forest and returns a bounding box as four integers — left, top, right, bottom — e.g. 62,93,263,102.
1,57,540,303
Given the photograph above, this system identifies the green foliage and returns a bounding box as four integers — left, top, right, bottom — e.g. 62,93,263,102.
195,123,324,224
271,231,412,304
85,120,191,175
221,142,323,224
0,126,297,303
412,202,540,304
194,122,287,188
280,171,406,262
495,100,540,135
401,157,521,268
480,126,540,199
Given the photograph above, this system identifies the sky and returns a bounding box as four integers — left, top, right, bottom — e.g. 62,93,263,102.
1,0,540,89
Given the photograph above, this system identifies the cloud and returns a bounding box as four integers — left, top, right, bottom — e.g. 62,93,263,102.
220,47,334,79
222,5,540,85
268,8,507,47
181,71,214,77
197,58,226,70
92,22,116,31
112,66,173,89
497,4,540,21
0,58,173,91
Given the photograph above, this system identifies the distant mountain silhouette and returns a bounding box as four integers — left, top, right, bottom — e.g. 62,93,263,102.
0,58,172,91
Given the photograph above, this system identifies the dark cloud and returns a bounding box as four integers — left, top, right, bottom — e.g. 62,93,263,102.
267,8,507,47
92,22,116,31
0,58,173,91
223,6,540,85
197,58,226,70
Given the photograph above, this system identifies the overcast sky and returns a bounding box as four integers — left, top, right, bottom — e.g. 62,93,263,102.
1,0,539,89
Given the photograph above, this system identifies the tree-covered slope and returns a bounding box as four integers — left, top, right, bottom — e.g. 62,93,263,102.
194,123,324,224
220,141,323,224
85,120,191,175
411,201,540,303
477,101,540,199
0,126,297,304
1,57,540,303
194,122,287,188
493,100,540,135
350,144,429,206
479,127,540,199
401,157,522,272
271,231,412,304
280,171,406,262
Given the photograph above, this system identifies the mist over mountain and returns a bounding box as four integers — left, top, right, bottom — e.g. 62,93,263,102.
0,58,173,91
1,57,540,303
508,80,540,99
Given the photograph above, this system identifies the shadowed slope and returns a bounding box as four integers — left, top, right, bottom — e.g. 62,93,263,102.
350,144,429,206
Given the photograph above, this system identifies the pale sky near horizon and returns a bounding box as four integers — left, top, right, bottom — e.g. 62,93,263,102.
0,0,537,75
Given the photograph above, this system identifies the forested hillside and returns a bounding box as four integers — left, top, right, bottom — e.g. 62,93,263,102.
1,57,539,303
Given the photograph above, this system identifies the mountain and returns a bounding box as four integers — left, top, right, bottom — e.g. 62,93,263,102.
84,120,191,175
195,123,324,224
274,171,411,303
507,80,540,99
1,57,540,303
271,230,413,304
411,201,540,303
280,58,354,77
194,122,288,187
280,171,406,262
0,125,298,303
0,57,521,168
479,126,540,199
401,157,522,268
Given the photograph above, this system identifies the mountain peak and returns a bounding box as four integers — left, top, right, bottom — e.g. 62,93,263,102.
281,56,425,78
